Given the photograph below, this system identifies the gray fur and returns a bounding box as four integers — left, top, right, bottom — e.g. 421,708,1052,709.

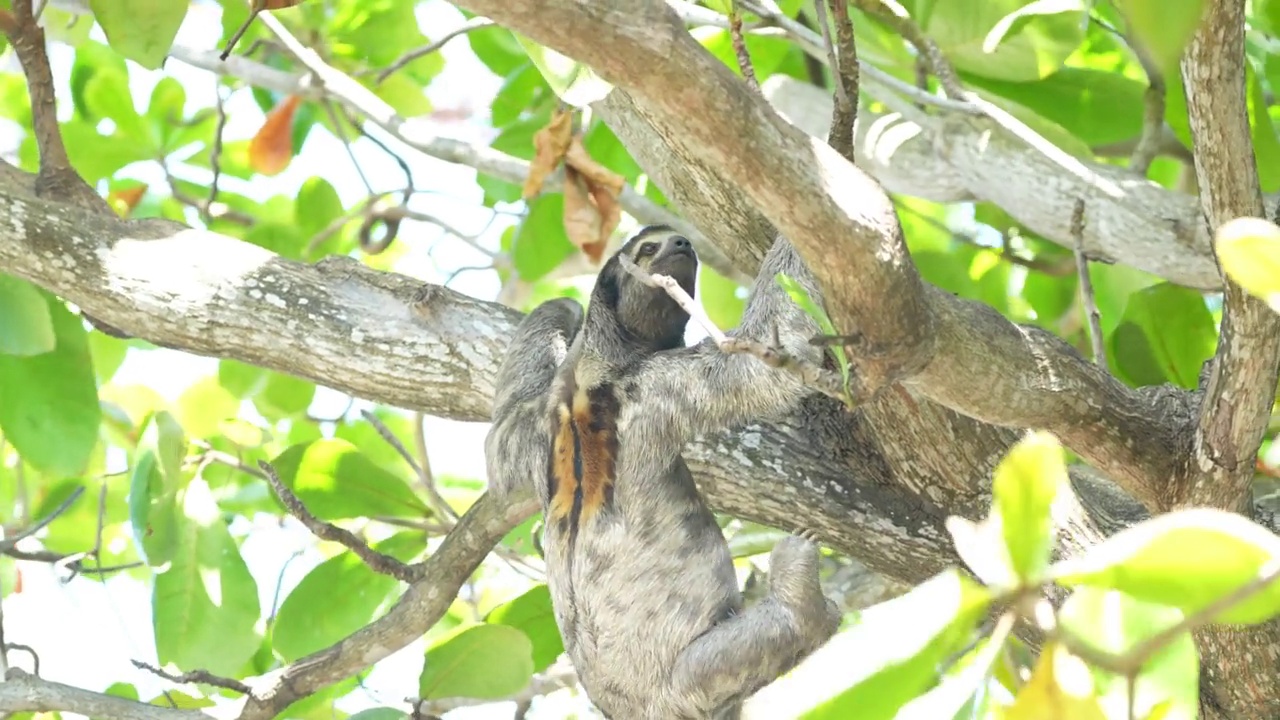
485,227,840,719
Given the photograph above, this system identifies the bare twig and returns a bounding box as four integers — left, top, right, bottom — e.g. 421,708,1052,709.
358,409,455,522
615,254,855,405
205,84,228,226
728,1,760,91
130,659,252,695
1110,11,1166,175
413,412,458,522
221,0,265,60
376,17,494,84
323,100,374,195
0,485,84,552
1071,200,1105,367
257,460,419,583
822,0,858,163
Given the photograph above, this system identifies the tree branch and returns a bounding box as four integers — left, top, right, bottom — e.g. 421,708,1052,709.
1176,0,1280,510
1175,1,1280,715
0,669,206,720
442,0,1186,510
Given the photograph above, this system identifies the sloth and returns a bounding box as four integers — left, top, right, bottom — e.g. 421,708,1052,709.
485,225,840,719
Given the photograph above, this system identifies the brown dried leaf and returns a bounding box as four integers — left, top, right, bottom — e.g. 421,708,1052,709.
587,175,622,248
522,109,573,200
564,135,625,197
249,94,303,176
563,167,607,263
106,184,148,217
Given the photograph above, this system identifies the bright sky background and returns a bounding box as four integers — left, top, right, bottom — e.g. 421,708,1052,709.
0,2,618,717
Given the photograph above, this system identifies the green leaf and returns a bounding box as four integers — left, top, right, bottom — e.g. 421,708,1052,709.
83,68,153,152
0,291,100,478
1058,587,1199,720
153,478,261,675
218,359,267,399
1216,217,1280,312
373,73,433,118
347,710,409,720
921,0,1086,82
69,40,128,121
1110,283,1216,388
514,35,612,107
965,68,1146,146
1054,508,1280,625
128,411,190,567
420,624,534,701
1247,62,1280,194
254,371,317,420
698,267,747,329
764,570,990,719
513,194,576,281
176,376,241,440
485,584,565,672
268,439,430,520
89,0,188,70
0,274,55,356
272,532,425,661
62,120,151,185
88,330,130,383
992,431,1066,584
1116,0,1205,76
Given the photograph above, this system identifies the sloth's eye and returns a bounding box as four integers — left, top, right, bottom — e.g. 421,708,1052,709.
637,242,659,258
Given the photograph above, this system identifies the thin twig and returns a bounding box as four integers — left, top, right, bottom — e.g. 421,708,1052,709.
358,409,455,522
0,485,84,552
1116,12,1165,175
257,460,419,583
221,0,264,60
1071,199,1106,367
822,0,859,163
728,1,760,91
413,412,458,522
131,659,252,695
323,99,375,195
615,254,854,405
205,83,228,226
376,17,494,84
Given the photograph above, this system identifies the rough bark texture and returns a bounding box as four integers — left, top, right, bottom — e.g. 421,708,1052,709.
1177,1,1280,716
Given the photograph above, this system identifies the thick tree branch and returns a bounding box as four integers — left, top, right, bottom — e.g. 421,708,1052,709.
445,0,1184,510
0,669,205,720
1176,1,1280,716
1177,0,1280,511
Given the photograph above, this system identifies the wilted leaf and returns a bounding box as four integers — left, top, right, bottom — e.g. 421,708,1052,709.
1216,217,1280,313
107,183,148,217
0,274,55,356
420,624,534,700
249,94,303,176
523,109,573,199
1053,508,1280,625
563,167,606,263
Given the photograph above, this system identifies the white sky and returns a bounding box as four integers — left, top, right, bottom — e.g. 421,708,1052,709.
0,2,610,717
